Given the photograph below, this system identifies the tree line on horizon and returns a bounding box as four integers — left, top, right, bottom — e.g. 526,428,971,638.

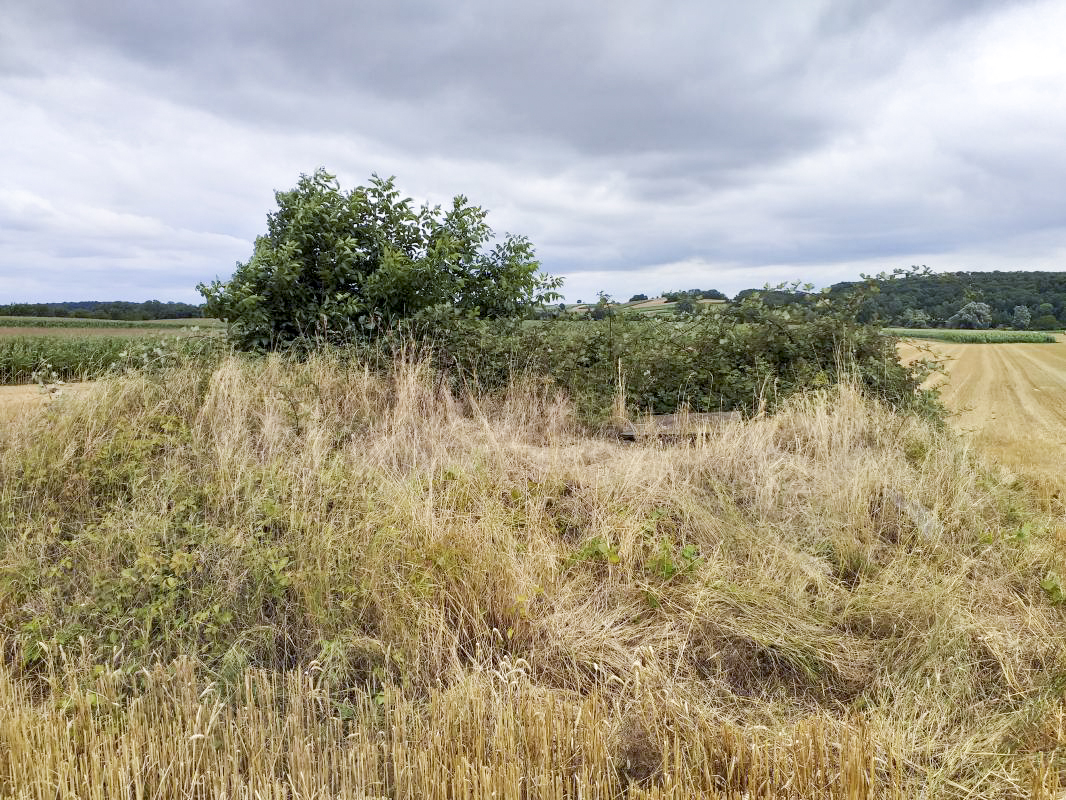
0,300,203,321
8,268,1066,329
832,268,1066,329
716,269,1066,330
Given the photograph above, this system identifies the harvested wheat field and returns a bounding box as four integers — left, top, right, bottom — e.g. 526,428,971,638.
0,385,43,420
901,337,1066,493
0,384,86,423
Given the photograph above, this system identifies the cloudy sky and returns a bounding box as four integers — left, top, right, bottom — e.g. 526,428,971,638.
3,0,1065,304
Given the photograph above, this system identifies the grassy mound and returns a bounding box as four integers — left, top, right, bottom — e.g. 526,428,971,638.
0,354,1063,797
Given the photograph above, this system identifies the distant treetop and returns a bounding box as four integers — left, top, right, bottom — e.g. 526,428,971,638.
831,267,1066,328
0,300,203,320
662,289,729,302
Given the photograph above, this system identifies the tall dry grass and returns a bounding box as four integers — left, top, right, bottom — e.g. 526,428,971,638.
0,352,1062,798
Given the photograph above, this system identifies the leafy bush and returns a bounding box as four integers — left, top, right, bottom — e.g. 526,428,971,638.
199,169,560,350
415,287,939,422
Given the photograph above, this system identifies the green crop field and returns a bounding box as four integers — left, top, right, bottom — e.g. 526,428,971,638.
884,327,1058,343
0,315,221,330
0,324,224,384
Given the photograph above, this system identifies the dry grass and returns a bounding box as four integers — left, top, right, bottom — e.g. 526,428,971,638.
0,352,1063,798
0,384,88,423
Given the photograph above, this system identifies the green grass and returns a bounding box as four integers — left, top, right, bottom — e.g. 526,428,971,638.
884,327,1058,343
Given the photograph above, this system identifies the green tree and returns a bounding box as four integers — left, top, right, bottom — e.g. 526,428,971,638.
946,301,992,329
1012,305,1032,330
674,297,699,315
589,292,613,321
199,169,561,350
898,307,931,328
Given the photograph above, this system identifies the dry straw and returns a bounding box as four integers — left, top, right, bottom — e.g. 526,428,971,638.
0,352,1062,798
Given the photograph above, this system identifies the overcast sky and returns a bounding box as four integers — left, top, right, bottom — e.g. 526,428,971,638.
3,0,1065,304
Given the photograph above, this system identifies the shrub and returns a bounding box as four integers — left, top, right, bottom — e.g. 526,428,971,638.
199,170,561,350
416,287,939,423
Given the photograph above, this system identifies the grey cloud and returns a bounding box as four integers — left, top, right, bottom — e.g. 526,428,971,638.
2,0,1065,302
14,2,867,163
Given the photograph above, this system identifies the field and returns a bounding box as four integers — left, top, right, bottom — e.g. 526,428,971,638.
0,315,221,330
626,298,727,315
0,353,1063,798
885,327,1058,344
565,298,727,315
900,336,1066,491
0,320,222,384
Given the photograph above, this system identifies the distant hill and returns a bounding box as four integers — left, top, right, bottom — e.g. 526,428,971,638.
0,300,204,321
830,270,1066,328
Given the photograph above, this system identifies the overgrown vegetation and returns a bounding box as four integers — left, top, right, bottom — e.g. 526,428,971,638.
5,169,1062,796
200,173,934,422
417,289,940,422
0,332,221,384
0,354,1062,797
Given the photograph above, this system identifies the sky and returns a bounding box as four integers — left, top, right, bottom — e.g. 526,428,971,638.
2,0,1066,304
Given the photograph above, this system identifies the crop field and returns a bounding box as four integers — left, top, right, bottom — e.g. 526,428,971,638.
0,323,223,384
885,327,1058,343
565,299,727,316
626,298,727,315
899,336,1066,489
0,315,221,329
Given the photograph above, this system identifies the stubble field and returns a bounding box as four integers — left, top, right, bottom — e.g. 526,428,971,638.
901,336,1066,490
